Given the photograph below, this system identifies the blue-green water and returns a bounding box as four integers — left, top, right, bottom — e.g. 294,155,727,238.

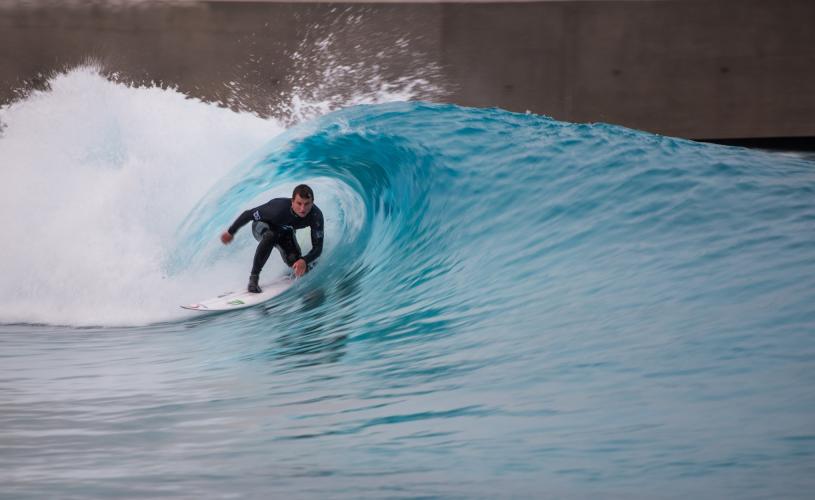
2,89,815,498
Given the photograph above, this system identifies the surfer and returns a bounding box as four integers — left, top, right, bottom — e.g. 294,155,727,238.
220,184,324,293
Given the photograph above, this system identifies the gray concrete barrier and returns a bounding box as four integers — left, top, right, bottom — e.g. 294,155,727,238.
1,0,813,139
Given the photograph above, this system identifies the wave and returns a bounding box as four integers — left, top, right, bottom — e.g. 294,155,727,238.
1,69,814,332
172,101,815,351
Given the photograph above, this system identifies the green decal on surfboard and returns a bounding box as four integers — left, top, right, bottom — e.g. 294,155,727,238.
227,299,245,305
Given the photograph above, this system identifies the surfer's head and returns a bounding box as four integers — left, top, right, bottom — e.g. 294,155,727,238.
291,184,314,218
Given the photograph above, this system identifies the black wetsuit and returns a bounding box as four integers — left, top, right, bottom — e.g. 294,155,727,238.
227,198,324,276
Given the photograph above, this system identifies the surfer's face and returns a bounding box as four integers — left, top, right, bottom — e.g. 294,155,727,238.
291,194,313,218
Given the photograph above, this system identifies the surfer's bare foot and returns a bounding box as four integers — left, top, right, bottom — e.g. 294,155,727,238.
248,274,262,293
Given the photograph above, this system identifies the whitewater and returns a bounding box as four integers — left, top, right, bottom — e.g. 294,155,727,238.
1,68,814,499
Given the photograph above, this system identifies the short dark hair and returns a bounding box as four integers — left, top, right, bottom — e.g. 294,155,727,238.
292,184,314,200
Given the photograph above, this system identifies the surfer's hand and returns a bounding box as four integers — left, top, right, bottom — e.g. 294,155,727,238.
220,231,233,244
293,258,307,277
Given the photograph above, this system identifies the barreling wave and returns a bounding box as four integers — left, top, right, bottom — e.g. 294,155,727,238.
1,68,814,332
170,101,815,350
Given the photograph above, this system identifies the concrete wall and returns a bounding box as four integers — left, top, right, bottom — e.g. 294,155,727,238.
1,0,813,139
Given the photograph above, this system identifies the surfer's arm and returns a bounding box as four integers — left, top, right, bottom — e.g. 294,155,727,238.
301,212,324,264
226,209,256,236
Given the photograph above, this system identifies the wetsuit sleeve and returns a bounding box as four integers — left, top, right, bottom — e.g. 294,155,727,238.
227,209,255,235
302,211,324,264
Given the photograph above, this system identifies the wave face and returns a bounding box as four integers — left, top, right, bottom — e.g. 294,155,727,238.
2,70,815,498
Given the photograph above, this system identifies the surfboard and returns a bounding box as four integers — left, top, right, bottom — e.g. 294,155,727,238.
181,275,295,312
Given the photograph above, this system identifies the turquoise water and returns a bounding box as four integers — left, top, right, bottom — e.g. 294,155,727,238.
2,88,815,497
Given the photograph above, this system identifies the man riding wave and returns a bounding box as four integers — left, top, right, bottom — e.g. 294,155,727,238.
220,184,324,293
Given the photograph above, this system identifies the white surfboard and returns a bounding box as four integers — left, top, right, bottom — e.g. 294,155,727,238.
181,275,295,312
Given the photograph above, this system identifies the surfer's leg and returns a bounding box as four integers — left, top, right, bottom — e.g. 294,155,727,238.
276,230,303,268
248,230,278,293
251,230,278,276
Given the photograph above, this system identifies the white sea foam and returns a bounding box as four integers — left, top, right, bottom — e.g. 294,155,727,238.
0,67,283,325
